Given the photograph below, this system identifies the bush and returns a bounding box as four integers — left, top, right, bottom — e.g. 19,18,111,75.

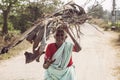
88,18,110,28
8,22,14,31
109,22,120,31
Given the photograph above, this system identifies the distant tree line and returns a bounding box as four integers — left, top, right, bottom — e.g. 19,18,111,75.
1,0,120,35
87,4,120,22
87,4,107,20
0,0,62,35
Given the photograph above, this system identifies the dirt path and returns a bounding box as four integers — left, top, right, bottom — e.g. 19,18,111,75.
0,23,119,80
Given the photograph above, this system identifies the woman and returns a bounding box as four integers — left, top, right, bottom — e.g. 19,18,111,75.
43,24,81,80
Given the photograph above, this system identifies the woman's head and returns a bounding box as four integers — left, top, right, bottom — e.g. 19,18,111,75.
54,25,67,45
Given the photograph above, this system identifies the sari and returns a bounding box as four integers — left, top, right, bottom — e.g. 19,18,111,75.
44,42,76,80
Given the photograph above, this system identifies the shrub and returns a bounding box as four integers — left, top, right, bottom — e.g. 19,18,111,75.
88,18,110,29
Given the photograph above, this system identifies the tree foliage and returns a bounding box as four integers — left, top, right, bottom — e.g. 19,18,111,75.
87,4,105,19
0,0,27,34
0,0,62,34
116,10,120,20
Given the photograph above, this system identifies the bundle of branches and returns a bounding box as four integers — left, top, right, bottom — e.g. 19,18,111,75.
0,1,88,63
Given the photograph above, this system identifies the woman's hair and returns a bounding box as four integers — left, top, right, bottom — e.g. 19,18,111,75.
54,24,67,37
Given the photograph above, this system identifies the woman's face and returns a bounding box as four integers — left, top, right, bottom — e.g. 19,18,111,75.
54,30,67,45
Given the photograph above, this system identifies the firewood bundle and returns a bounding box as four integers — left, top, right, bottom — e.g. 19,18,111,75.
24,1,88,63
0,1,88,63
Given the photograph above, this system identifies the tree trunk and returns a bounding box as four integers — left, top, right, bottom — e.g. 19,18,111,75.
2,10,8,35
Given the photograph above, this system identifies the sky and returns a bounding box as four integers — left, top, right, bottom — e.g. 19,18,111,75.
0,0,119,11
61,0,120,11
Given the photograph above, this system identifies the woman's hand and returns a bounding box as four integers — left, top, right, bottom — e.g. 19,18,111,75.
63,25,69,33
63,24,81,52
43,58,56,69
46,58,56,65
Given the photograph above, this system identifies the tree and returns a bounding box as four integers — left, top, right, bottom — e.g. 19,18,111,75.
0,0,25,34
87,4,105,19
116,10,120,20
102,10,111,22
9,0,62,33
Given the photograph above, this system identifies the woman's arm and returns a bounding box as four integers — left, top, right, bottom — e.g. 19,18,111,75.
43,61,51,69
64,26,81,52
68,31,81,52
43,44,56,69
43,59,55,69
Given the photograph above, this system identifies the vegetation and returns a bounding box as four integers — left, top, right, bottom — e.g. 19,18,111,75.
0,1,120,79
0,0,62,34
0,0,62,60
0,40,32,61
87,3,120,31
111,33,120,80
88,5,120,80
0,0,120,71
0,0,27,34
88,18,109,28
87,4,105,19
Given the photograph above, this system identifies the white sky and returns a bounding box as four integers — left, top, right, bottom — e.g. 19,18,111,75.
61,0,120,11
0,0,119,11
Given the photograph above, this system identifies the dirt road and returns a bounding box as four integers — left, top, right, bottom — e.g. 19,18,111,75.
0,23,118,80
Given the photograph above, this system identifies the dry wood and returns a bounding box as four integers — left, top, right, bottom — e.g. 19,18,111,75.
0,2,88,63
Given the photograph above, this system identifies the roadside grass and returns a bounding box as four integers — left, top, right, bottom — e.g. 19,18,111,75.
0,40,32,62
89,18,120,32
0,29,32,62
111,33,120,80
88,18,110,28
113,66,120,80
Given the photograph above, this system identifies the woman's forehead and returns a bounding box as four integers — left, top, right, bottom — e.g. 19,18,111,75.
56,30,65,34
